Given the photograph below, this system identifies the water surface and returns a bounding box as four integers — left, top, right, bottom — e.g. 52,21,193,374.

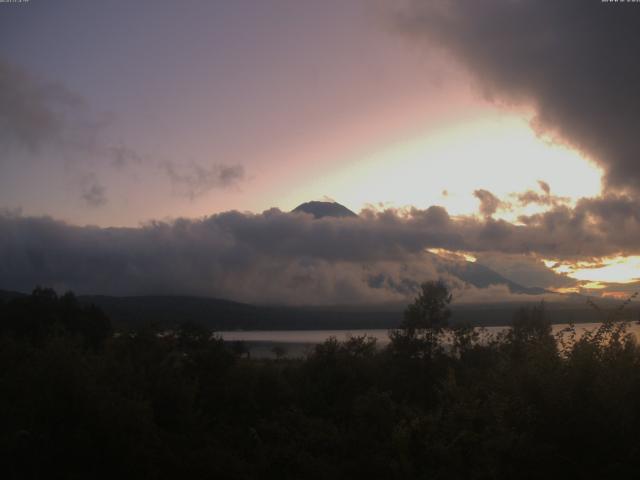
219,322,640,358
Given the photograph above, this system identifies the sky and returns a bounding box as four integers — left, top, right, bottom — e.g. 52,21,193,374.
2,0,640,304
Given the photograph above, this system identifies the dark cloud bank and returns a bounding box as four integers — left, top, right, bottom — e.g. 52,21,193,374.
2,197,640,304
398,0,640,193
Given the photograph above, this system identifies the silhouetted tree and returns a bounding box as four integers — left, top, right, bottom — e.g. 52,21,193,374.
231,340,249,358
271,344,287,359
390,280,452,359
0,287,111,348
402,280,452,334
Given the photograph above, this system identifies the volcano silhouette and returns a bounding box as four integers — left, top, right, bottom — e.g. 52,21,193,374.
292,201,358,219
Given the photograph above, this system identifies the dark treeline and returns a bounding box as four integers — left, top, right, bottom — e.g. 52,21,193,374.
2,284,640,479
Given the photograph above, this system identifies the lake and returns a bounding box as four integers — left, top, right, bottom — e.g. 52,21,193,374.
218,322,640,358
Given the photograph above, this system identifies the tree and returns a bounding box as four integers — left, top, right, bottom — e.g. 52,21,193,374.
231,340,250,359
0,287,111,348
271,345,287,360
401,280,452,336
389,280,452,359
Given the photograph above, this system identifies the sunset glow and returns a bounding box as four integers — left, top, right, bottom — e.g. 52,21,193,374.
427,248,477,263
6,2,640,476
291,115,602,217
544,257,640,285
2,0,639,303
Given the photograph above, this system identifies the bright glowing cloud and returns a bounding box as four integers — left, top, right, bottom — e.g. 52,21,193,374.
545,256,640,284
295,114,602,218
427,248,476,263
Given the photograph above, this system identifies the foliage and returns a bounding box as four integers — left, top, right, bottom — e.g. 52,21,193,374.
401,280,452,335
389,280,452,360
0,287,111,348
2,287,640,478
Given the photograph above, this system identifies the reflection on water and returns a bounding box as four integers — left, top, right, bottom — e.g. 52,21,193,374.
219,322,640,358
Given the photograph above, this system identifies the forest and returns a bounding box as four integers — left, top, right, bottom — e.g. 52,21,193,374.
2,284,640,479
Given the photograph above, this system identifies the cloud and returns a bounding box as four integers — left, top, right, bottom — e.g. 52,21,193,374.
0,58,86,153
538,181,550,196
107,145,144,169
511,181,570,208
162,161,245,199
80,178,108,207
0,210,437,304
0,58,129,208
396,0,640,193
473,252,574,290
474,189,508,217
0,57,246,211
451,283,562,305
3,197,640,303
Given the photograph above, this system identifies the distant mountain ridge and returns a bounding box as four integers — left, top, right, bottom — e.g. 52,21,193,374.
1,288,622,330
443,259,548,295
292,201,358,219
0,290,26,302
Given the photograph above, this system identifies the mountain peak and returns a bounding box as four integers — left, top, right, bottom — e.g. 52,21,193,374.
292,201,357,219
